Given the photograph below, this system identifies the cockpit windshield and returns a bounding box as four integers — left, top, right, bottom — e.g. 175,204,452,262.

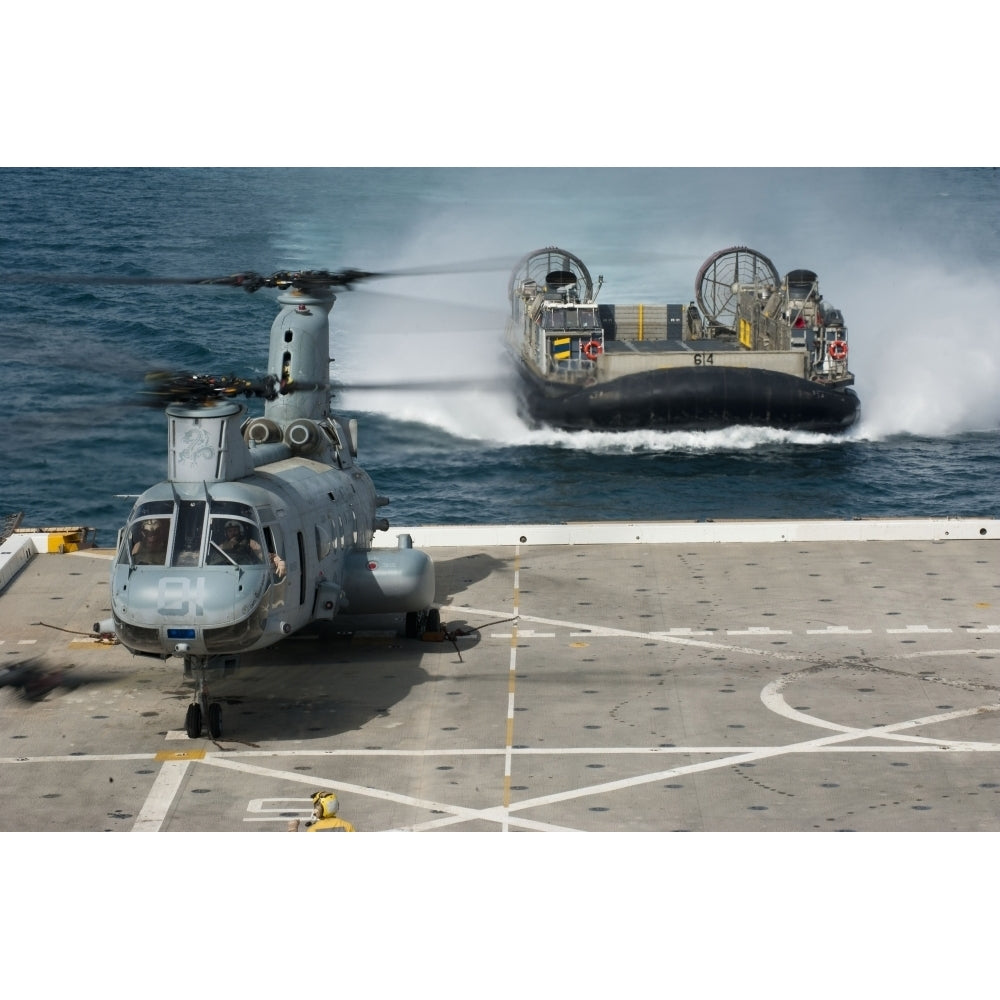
121,500,172,565
206,504,266,568
119,498,267,569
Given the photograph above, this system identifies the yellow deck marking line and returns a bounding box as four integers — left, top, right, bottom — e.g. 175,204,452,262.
155,749,206,761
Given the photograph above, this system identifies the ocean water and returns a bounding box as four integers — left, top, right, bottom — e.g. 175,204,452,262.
1,167,998,545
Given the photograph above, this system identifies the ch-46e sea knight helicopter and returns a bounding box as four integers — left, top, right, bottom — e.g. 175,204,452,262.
102,267,442,739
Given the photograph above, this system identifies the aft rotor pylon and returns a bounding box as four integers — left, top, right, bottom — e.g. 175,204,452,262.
695,246,779,330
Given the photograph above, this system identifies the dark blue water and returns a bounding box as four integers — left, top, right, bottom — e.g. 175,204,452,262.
1,167,998,544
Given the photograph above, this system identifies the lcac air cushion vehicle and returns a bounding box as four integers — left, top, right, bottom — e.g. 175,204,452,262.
505,246,860,432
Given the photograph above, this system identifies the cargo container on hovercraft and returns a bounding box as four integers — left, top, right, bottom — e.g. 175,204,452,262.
504,246,860,433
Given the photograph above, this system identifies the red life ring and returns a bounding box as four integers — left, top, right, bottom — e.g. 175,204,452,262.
828,340,848,361
582,340,602,361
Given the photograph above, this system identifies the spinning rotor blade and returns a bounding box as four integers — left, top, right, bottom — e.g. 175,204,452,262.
361,256,520,279
332,374,513,394
0,270,374,292
0,257,518,293
137,370,326,407
137,371,277,407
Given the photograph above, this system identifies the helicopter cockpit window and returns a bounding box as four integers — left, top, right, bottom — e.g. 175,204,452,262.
172,501,206,567
121,500,173,565
207,516,265,567
127,518,170,565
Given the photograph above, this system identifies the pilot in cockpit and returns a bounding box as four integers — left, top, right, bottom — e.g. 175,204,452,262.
214,520,263,565
131,519,168,565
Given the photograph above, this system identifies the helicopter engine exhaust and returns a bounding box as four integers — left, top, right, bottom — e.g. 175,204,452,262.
284,418,320,453
244,417,282,444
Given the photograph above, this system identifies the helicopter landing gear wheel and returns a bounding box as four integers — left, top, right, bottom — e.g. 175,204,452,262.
185,703,202,739
405,607,441,638
184,655,224,739
207,702,223,740
695,246,780,330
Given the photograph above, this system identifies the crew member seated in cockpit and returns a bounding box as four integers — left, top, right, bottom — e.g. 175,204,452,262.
131,519,168,565
213,520,263,565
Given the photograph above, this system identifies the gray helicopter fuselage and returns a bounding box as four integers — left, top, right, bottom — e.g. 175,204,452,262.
110,285,435,664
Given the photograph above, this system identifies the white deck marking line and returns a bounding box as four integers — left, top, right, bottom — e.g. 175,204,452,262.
404,811,581,833
7,737,1000,768
132,759,191,832
444,605,804,659
495,701,1000,817
1,753,154,764
761,672,1000,744
806,626,873,634
896,648,991,659
491,631,555,638
244,798,314,823
200,754,510,828
10,731,1000,832
649,629,716,637
447,606,999,662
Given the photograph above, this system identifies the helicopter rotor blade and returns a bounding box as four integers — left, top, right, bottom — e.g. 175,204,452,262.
0,257,519,293
332,375,514,394
357,256,521,279
135,370,330,407
133,370,512,406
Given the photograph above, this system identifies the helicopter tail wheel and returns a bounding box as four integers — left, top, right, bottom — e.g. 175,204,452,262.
185,703,202,739
695,246,780,330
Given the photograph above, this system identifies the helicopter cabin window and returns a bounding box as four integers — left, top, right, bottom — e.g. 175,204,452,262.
123,500,173,565
172,501,206,566
296,532,307,605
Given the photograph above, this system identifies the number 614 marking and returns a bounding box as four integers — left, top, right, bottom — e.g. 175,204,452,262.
693,353,714,365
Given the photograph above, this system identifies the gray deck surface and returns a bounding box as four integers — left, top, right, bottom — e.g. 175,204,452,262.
2,532,998,833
